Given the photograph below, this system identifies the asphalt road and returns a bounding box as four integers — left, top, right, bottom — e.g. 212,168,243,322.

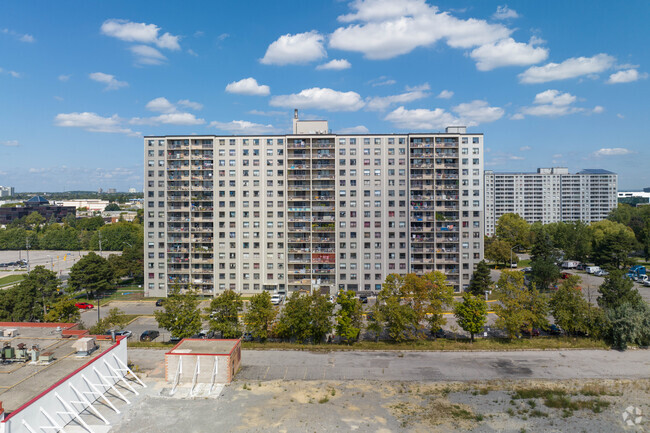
235,349,650,382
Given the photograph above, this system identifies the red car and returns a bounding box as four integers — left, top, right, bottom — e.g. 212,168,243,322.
75,302,94,309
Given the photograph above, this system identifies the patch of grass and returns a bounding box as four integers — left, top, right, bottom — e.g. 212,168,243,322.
318,396,329,404
241,336,607,352
529,409,548,418
578,385,622,397
512,388,566,400
475,414,484,422
506,408,515,417
330,388,336,396
450,405,474,420
0,274,26,287
127,341,176,349
242,383,251,390
527,400,537,409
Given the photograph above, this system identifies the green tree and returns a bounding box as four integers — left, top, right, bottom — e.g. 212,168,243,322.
76,216,105,231
309,293,335,343
454,293,488,343
91,221,143,251
549,276,590,336
90,307,130,334
493,270,548,339
467,260,493,297
484,237,512,267
545,221,592,262
274,292,312,342
374,274,418,342
25,211,46,231
495,213,530,249
206,290,243,338
104,203,121,212
335,290,363,343
44,297,80,323
529,230,561,290
590,220,637,269
154,286,202,339
68,252,114,297
244,291,277,341
597,271,644,311
422,271,454,334
604,302,650,350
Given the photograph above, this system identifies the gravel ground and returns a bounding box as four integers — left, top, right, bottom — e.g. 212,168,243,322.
107,378,649,433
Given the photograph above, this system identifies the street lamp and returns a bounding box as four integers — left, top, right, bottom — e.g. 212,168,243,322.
510,244,521,268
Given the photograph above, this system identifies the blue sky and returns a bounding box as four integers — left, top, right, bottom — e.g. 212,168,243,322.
1,0,649,191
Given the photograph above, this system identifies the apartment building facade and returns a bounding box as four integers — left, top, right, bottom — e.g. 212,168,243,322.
144,117,484,298
484,167,618,236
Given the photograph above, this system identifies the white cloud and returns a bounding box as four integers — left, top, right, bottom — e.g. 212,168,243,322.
617,113,624,119
0,67,21,78
100,19,180,50
519,53,616,83
260,31,326,65
337,0,430,23
177,99,203,111
519,146,531,151
533,89,576,106
492,5,519,20
516,89,585,118
385,106,459,130
452,100,504,125
607,69,648,84
509,155,524,160
592,148,633,157
329,0,512,60
210,120,279,134
225,77,270,96
129,45,167,65
19,34,35,43
1,140,19,147
366,87,430,111
338,125,370,134
54,112,137,135
437,90,454,99
145,97,176,113
369,77,396,87
470,37,548,71
592,105,604,114
58,74,71,82
405,83,430,91
2,28,35,43
316,59,351,70
384,99,503,130
270,87,365,111
131,113,204,126
89,72,128,90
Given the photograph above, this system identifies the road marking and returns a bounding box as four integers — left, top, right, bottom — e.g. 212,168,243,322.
264,366,270,380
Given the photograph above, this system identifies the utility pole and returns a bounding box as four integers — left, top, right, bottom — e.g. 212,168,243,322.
97,231,102,324
26,238,30,272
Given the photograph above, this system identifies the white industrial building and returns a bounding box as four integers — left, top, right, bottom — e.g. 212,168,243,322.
484,167,618,236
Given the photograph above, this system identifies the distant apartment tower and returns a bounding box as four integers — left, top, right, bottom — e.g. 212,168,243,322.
0,186,14,197
144,115,484,298
128,188,137,193
484,167,618,236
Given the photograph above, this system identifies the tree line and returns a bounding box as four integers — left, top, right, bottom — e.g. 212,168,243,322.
485,208,643,270
153,269,650,350
0,211,143,251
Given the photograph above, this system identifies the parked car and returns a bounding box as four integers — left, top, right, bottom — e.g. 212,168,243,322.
643,279,650,287
560,272,571,279
106,330,132,339
510,262,518,268
169,335,182,343
271,294,282,305
594,269,609,277
431,328,446,339
242,332,253,342
277,290,286,301
522,267,532,273
139,330,160,342
521,325,540,337
585,266,601,274
548,324,563,335
155,299,164,306
576,263,587,271
75,302,94,309
358,295,368,304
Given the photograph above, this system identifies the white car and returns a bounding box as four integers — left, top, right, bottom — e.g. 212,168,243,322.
271,294,281,305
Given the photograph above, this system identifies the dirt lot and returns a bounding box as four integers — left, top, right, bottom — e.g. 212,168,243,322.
110,377,649,432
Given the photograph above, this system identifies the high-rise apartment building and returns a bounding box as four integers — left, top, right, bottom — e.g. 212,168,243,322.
484,167,617,236
144,115,484,298
0,186,14,197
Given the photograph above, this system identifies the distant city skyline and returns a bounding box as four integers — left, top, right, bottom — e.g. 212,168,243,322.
0,0,649,190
